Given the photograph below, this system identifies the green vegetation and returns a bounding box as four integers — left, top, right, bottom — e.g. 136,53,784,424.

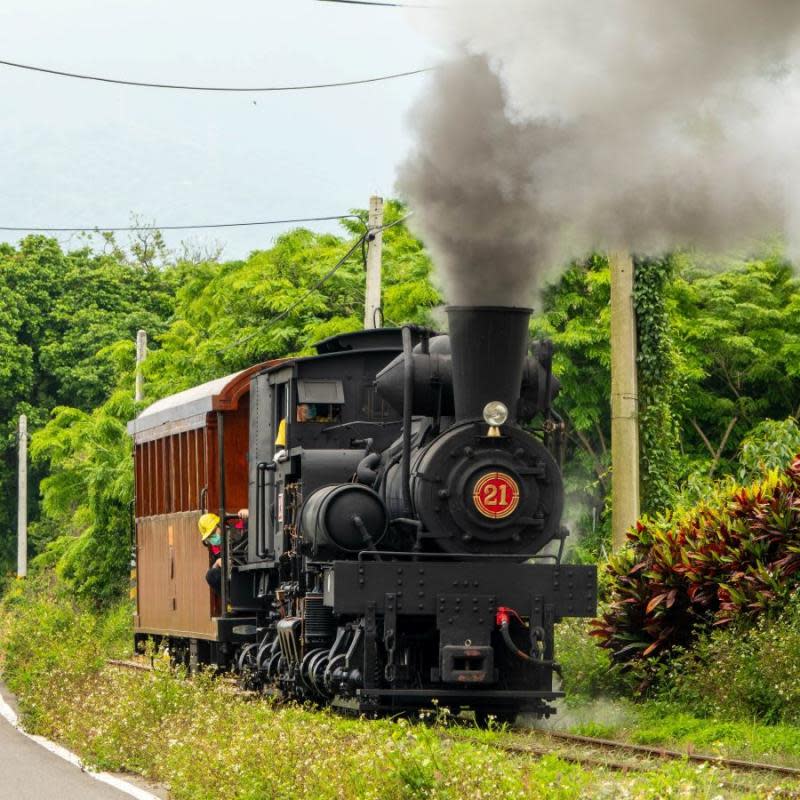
0,578,768,800
0,235,174,579
6,212,800,793
1,212,794,599
594,454,800,666
535,251,800,561
17,203,438,599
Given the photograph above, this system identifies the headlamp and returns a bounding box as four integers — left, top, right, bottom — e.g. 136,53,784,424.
483,401,509,427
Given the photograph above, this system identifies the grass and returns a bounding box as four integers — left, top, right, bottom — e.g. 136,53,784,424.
537,697,800,769
0,574,789,799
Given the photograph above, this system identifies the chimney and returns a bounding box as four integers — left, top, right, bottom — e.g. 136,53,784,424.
446,306,532,422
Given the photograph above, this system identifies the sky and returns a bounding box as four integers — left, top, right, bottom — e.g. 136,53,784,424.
0,0,438,259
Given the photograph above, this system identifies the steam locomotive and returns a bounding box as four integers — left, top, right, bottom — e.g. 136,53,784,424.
129,306,596,721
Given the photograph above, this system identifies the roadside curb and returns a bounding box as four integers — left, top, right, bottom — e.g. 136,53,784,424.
0,682,168,800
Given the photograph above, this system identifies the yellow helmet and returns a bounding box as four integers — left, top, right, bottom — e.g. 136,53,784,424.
198,513,220,541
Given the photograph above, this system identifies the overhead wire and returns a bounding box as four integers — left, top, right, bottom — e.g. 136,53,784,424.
218,231,370,355
0,58,432,92
219,214,411,355
0,214,362,233
316,0,434,7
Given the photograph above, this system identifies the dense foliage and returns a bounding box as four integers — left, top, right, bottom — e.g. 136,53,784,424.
535,251,800,561
23,204,439,598
656,588,800,725
0,237,174,578
3,208,799,606
593,454,800,670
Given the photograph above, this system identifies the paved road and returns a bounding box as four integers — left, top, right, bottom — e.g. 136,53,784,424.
0,704,151,800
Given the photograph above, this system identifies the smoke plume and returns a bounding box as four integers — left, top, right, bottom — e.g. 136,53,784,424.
397,1,800,305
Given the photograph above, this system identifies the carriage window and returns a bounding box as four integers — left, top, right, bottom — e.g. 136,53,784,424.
295,379,344,424
296,403,342,424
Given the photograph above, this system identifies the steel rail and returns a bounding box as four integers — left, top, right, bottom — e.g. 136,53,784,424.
508,729,800,779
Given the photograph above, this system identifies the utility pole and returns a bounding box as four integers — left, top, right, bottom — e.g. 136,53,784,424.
135,329,147,403
364,195,384,330
609,251,640,551
17,414,27,578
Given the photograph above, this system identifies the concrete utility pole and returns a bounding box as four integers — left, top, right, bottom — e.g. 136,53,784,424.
609,251,640,551
135,329,147,403
364,195,384,330
17,414,27,578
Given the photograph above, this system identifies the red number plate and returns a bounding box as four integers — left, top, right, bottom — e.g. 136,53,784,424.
472,472,520,519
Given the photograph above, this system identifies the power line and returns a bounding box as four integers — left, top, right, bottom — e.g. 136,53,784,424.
219,231,370,355
219,214,410,355
0,214,362,233
0,58,432,92
316,0,433,7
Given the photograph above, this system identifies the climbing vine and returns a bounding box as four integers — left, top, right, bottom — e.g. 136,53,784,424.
634,255,682,514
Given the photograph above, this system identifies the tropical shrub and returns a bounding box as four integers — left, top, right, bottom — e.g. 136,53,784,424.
657,588,800,724
592,456,800,671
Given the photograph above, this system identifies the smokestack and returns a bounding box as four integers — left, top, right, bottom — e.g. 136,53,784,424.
446,306,531,422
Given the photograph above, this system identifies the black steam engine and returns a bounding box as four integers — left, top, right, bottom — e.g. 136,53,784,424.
131,305,596,721
222,305,596,720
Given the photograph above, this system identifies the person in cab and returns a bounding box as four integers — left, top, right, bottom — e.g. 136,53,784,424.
198,510,248,595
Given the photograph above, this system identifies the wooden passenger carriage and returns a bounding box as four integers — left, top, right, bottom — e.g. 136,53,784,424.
128,362,276,644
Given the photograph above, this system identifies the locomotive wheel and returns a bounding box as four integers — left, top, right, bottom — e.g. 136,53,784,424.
324,653,347,694
308,650,331,698
300,648,327,692
256,639,276,672
266,651,283,680
236,643,261,691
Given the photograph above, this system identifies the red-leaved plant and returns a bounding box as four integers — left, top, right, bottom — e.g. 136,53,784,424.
592,456,800,665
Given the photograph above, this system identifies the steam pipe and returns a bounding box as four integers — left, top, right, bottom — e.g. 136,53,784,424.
401,326,414,517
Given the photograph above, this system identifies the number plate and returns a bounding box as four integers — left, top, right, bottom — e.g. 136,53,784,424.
472,472,520,519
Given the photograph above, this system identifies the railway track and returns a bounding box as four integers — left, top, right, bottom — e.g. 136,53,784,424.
105,659,800,789
484,728,800,794
532,730,800,778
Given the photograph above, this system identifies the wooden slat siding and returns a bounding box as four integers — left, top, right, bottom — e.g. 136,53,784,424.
134,445,141,518
174,434,181,512
160,439,165,515
138,444,145,518
206,420,219,512
149,441,156,516
146,441,153,517
134,520,141,618
200,428,208,511
223,397,250,511
193,428,201,510
147,445,152,515
186,430,193,511
181,431,189,511
164,436,178,514
163,438,169,515
135,511,215,638
178,433,183,511
152,440,159,516
176,433,183,511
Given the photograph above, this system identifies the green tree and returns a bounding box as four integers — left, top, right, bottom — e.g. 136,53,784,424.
673,254,800,475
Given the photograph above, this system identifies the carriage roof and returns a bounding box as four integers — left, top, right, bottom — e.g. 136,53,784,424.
127,362,277,443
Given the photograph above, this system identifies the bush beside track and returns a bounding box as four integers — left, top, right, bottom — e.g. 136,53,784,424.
0,575,759,800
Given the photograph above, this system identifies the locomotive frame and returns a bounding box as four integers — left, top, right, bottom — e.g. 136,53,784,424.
129,313,597,720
